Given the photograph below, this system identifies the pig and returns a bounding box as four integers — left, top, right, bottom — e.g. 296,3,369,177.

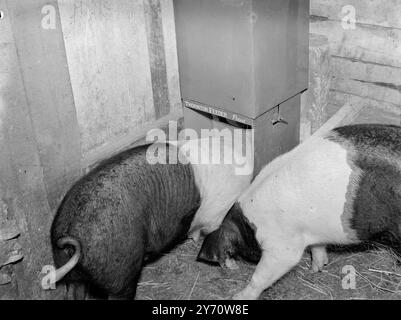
198,124,401,300
50,133,253,300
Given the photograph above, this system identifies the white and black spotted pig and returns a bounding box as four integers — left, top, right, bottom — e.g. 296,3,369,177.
50,136,253,300
198,124,401,300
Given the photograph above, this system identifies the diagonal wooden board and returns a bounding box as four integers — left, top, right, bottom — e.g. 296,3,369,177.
312,97,401,139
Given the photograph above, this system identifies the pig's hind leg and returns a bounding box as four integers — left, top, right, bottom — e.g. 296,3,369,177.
233,234,306,300
107,270,141,300
65,282,88,300
108,253,145,300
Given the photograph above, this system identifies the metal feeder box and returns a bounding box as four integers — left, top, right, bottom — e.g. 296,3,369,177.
174,0,309,175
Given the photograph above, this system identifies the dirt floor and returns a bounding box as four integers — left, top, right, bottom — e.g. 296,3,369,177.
136,239,401,300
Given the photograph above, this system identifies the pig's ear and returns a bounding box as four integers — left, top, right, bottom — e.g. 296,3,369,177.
197,231,221,264
197,247,219,264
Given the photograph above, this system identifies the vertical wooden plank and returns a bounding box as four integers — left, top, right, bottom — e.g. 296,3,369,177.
6,0,82,211
300,34,331,142
144,0,171,119
0,0,62,299
160,0,182,114
58,0,156,158
0,1,22,299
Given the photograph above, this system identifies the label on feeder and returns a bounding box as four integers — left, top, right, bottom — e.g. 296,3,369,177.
183,100,253,126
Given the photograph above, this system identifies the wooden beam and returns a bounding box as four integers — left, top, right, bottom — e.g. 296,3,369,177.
311,19,401,69
7,0,82,211
145,0,171,119
4,0,81,299
311,0,401,29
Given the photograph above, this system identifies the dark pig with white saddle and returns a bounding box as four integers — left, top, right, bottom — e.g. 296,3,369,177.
199,124,401,299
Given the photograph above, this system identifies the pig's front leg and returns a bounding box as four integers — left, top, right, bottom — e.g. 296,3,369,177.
311,245,329,273
233,238,305,300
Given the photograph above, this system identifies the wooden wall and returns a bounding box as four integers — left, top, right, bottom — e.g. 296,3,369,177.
58,0,182,167
310,0,401,122
0,0,181,299
3,0,399,300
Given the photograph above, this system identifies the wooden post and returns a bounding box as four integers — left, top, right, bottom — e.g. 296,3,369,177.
300,33,332,142
6,0,82,211
3,0,82,299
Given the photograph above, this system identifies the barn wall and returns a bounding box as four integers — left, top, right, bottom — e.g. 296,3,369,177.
58,0,182,167
310,0,401,121
0,0,181,299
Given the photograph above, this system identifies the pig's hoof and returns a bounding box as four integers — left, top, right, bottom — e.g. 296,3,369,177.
311,247,329,273
311,257,329,273
225,258,239,270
